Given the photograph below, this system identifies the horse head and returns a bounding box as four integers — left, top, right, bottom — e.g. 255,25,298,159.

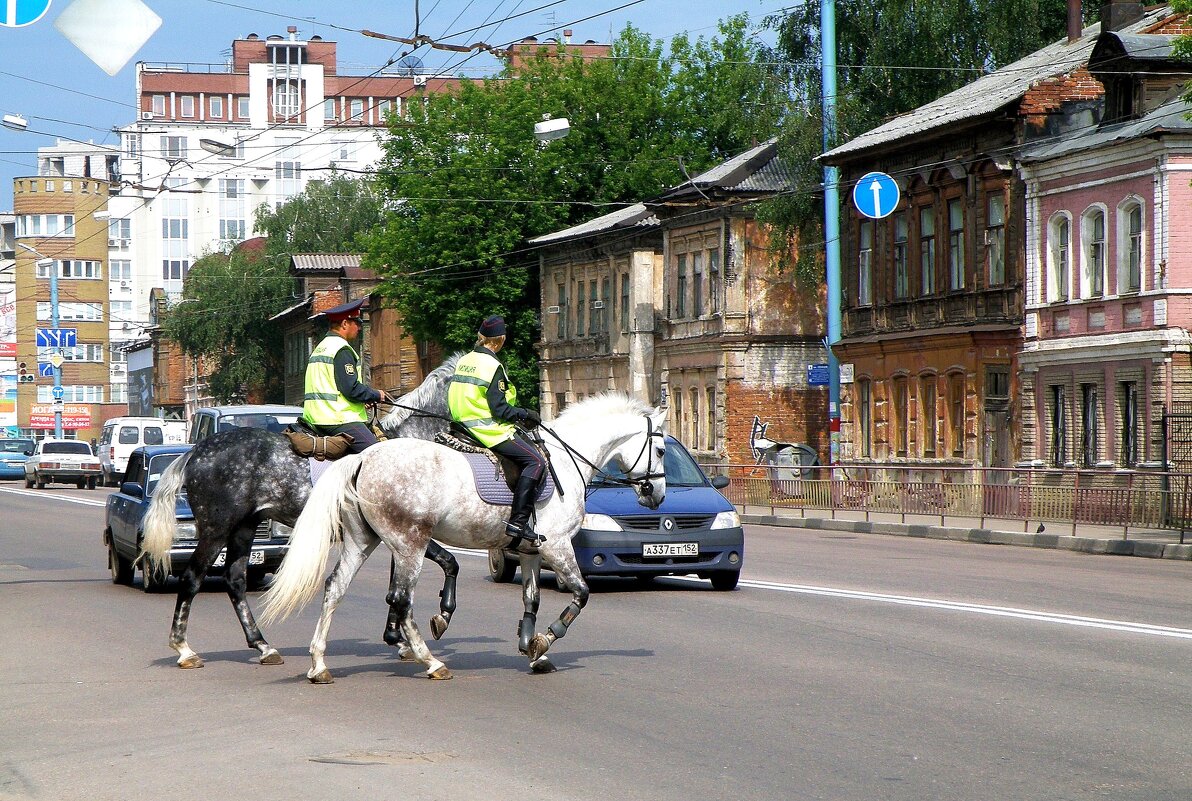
601,404,669,511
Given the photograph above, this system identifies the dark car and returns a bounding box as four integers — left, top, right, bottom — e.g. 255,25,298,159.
189,404,302,443
0,438,35,480
103,445,289,591
488,435,745,590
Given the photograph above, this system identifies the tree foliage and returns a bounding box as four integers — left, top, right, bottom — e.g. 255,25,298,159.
365,17,787,397
165,176,383,402
759,0,1097,282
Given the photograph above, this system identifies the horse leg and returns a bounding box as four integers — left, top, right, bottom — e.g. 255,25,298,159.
222,524,282,665
167,532,227,669
527,553,590,665
388,557,452,680
516,553,542,657
308,529,378,684
426,540,458,640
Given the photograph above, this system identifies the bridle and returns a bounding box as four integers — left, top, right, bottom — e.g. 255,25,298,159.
536,412,666,498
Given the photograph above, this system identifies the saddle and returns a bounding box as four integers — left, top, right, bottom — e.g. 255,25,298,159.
435,430,555,506
283,418,354,461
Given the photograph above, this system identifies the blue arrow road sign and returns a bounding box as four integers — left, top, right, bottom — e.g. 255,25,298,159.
38,362,54,377
1,0,52,27
51,385,65,400
35,328,77,348
852,171,901,220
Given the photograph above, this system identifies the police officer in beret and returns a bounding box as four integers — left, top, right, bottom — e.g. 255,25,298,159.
448,315,546,547
301,298,395,454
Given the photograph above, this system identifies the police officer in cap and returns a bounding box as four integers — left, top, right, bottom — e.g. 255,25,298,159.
448,315,545,547
301,298,395,454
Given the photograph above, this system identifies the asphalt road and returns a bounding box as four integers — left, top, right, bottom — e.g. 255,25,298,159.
2,483,1192,801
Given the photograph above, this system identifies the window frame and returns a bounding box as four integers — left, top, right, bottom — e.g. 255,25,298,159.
858,219,874,306
986,192,1006,287
947,198,965,291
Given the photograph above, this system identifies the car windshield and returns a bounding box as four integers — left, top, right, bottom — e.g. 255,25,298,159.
218,413,299,433
1,440,34,454
146,453,184,496
42,442,92,455
591,441,707,488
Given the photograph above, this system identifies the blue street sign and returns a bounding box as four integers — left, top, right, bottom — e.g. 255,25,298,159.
37,362,54,377
35,328,77,348
51,385,64,400
852,171,901,220
808,364,830,387
0,0,52,27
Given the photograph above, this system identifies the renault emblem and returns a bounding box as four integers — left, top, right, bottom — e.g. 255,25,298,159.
663,518,674,531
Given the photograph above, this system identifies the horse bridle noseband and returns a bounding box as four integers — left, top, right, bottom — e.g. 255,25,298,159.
538,413,665,498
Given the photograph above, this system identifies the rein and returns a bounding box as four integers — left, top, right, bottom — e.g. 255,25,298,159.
535,413,665,498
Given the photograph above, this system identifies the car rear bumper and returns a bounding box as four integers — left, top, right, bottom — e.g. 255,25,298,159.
0,465,26,479
163,541,289,575
572,526,745,577
33,467,102,481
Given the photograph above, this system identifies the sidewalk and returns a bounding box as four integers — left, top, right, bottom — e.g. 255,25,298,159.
739,506,1192,561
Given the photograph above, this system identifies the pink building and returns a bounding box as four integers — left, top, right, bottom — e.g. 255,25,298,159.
1019,19,1192,470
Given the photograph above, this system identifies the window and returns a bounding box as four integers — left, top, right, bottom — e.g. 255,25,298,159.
948,373,965,457
17,214,74,238
179,95,195,118
1081,383,1099,467
38,344,104,362
555,392,566,413
273,79,301,118
919,206,936,295
37,385,104,403
39,302,102,321
237,96,250,118
620,273,630,333
692,252,704,316
857,379,872,458
1124,203,1143,293
1050,385,1067,467
161,177,190,283
920,376,937,457
209,95,223,118
110,384,128,404
987,193,1006,286
275,137,302,204
109,218,131,248
110,300,133,318
689,387,700,447
893,212,908,299
42,259,101,279
708,248,720,313
151,94,166,116
676,254,687,318
110,343,127,364
377,99,393,119
1083,208,1106,298
110,260,131,280
219,178,246,242
601,277,611,334
556,283,567,339
1049,215,1070,302
588,280,599,335
893,377,909,457
160,136,186,161
985,366,1010,400
948,199,965,290
123,132,139,159
334,141,355,161
672,389,682,438
350,99,364,120
1121,382,1138,467
324,98,336,121
706,387,716,451
574,278,585,336
858,220,873,306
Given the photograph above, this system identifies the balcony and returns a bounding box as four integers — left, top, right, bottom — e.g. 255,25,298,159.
845,286,1022,338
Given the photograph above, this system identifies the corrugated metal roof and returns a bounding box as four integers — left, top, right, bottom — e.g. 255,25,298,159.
291,253,364,272
528,203,659,246
657,138,792,198
1110,32,1178,60
269,294,312,322
822,8,1172,162
1019,96,1192,162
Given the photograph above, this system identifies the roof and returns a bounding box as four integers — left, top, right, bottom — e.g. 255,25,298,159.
290,253,365,273
269,294,313,322
1019,95,1192,162
653,139,792,202
821,7,1172,162
527,203,659,246
1098,32,1179,61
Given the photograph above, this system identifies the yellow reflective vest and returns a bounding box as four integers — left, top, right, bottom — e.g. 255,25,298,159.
448,349,517,447
301,335,368,425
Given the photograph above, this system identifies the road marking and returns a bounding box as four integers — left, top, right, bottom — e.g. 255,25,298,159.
677,576,1192,640
0,487,107,507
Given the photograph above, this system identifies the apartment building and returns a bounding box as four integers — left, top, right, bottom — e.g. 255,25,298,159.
1,214,14,436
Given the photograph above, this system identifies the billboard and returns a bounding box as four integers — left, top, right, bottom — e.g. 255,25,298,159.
0,374,15,431
30,403,92,430
0,285,14,359
129,365,154,416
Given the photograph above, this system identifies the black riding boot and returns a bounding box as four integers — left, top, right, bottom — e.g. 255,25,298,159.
506,473,544,548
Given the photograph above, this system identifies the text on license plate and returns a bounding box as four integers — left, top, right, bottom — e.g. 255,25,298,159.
642,542,699,558
213,549,265,567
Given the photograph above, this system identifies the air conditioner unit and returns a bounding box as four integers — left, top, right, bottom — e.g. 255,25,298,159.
413,75,428,87
141,112,153,120
546,305,560,314
121,322,131,330
112,365,125,374
592,300,605,309
108,239,118,247
119,280,129,288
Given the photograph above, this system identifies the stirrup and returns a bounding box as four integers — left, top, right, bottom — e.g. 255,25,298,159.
506,522,544,550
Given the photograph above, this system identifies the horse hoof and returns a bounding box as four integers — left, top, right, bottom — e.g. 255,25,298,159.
430,614,449,640
308,670,335,684
259,650,284,666
530,656,556,674
178,655,204,669
396,644,417,662
527,634,550,662
427,665,453,680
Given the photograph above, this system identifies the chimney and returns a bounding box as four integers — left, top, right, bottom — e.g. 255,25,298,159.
1068,0,1082,43
563,28,572,44
287,25,298,41
1101,1,1145,33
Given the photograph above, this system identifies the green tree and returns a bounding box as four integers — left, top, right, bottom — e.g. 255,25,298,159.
365,17,787,397
164,175,383,402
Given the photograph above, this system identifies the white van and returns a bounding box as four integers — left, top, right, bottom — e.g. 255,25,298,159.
98,417,187,486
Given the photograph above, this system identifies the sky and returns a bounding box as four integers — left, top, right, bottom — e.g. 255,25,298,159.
0,0,790,210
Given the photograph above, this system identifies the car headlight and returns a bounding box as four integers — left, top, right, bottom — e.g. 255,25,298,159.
711,510,741,529
582,513,622,531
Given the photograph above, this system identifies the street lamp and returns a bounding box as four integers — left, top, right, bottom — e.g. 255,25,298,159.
2,113,28,131
198,138,237,157
533,115,569,142
17,242,63,438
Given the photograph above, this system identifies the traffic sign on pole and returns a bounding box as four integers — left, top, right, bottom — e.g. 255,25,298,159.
35,328,78,348
852,171,900,220
51,385,65,401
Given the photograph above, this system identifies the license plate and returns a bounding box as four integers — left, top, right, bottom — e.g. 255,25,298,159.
213,550,266,567
643,542,699,558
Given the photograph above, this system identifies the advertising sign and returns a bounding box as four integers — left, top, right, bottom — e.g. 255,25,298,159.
0,374,16,428
128,365,154,416
0,286,15,359
30,403,91,430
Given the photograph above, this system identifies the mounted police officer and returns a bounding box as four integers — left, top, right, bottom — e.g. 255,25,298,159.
448,315,545,548
301,298,394,454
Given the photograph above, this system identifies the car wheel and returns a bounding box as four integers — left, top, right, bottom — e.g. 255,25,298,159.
76,478,86,489
108,537,134,586
710,571,740,591
488,548,517,583
24,475,33,489
35,473,45,490
141,558,163,593
86,477,97,490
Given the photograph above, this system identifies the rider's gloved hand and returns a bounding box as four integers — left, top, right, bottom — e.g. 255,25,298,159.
521,409,542,428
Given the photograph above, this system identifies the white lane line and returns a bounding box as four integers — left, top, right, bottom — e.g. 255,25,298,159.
0,487,107,507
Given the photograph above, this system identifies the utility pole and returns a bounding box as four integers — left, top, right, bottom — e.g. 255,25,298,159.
821,0,842,463
18,244,64,438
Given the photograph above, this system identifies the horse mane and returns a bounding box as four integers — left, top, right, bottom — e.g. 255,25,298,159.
379,351,463,433
554,391,653,424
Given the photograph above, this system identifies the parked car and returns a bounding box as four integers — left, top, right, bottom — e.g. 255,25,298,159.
103,445,290,590
488,435,745,590
98,416,187,486
24,439,102,489
189,404,303,443
0,438,36,480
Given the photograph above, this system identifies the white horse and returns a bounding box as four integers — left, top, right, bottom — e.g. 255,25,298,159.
261,393,668,681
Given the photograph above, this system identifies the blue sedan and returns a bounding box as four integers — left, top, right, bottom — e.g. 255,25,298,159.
489,436,745,590
0,438,35,480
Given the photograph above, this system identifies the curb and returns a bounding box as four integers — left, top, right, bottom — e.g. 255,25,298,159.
741,514,1192,561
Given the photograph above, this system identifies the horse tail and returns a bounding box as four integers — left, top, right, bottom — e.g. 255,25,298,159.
140,449,194,576
260,454,364,624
